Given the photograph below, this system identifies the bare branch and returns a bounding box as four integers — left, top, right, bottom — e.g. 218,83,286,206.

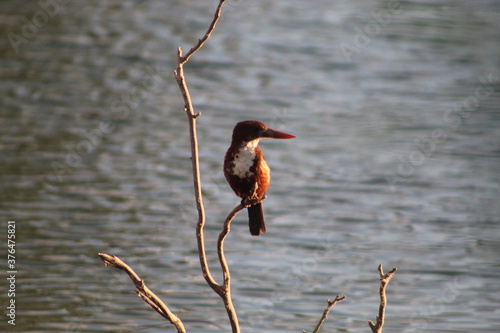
173,1,240,332
99,1,240,332
302,295,346,333
98,253,186,333
190,203,244,332
216,204,244,332
368,264,397,333
173,0,228,292
217,204,243,287
179,0,227,64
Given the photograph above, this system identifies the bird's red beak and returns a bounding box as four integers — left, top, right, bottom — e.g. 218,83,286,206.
263,128,296,139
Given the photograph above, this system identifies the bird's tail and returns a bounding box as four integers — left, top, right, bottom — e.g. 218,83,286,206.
248,203,266,236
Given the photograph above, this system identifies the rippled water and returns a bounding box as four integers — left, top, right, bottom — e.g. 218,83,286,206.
1,1,499,332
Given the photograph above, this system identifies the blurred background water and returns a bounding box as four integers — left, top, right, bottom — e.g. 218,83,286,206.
1,0,499,332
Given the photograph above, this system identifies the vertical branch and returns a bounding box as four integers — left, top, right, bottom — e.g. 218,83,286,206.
173,0,227,292
173,1,241,332
99,2,241,332
217,204,244,333
174,48,218,290
368,264,397,333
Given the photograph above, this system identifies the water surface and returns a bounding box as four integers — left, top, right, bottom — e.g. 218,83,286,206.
1,1,499,332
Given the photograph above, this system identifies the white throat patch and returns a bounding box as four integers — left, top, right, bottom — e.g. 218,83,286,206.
231,139,261,178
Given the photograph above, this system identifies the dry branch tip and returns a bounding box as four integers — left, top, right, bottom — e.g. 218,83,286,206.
369,265,398,333
98,253,120,268
308,294,346,333
98,253,186,332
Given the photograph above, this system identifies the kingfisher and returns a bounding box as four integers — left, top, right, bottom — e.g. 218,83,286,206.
223,120,295,236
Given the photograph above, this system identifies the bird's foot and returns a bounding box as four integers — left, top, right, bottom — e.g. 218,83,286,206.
241,195,267,208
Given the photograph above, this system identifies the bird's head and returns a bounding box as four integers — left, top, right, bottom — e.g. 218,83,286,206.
231,120,295,144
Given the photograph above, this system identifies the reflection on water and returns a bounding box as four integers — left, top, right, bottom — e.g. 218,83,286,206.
1,0,499,332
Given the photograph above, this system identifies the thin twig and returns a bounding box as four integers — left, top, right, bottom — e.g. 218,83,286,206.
217,204,244,332
179,0,227,65
368,264,397,333
98,253,186,333
302,295,346,333
217,204,244,287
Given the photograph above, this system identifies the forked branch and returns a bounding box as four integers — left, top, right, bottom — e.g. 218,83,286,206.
98,2,238,332
173,0,241,332
179,0,226,65
303,295,346,333
368,264,397,333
